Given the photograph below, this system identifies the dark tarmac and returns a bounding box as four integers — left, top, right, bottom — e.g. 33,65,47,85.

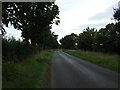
50,50,118,88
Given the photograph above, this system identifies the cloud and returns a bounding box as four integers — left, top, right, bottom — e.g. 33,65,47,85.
88,3,117,21
79,22,108,29
77,19,116,31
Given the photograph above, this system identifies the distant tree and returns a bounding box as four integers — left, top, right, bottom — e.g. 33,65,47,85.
48,32,60,49
96,24,113,52
95,23,120,54
37,30,59,49
78,27,97,51
60,33,78,49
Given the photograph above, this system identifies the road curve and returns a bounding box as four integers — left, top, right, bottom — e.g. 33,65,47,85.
50,50,118,88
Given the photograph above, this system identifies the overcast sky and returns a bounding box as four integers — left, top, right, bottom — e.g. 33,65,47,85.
4,0,119,41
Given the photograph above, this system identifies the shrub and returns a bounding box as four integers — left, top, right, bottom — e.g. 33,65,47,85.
2,36,39,62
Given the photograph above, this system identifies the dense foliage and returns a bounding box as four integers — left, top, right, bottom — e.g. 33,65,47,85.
2,2,60,47
2,37,38,62
60,33,78,49
78,27,97,51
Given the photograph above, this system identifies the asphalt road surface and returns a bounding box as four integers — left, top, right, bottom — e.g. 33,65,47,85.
50,50,118,88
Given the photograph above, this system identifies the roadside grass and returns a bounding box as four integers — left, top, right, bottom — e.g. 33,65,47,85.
3,50,54,88
63,49,119,72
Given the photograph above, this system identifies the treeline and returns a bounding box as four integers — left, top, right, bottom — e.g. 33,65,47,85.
60,23,120,54
60,6,120,54
2,2,60,62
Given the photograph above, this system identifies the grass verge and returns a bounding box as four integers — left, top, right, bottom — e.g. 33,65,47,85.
63,49,119,72
3,50,54,88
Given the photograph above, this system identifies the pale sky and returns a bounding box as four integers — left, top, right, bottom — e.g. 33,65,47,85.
4,0,119,41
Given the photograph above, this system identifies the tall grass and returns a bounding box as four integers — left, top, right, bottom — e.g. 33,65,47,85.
63,50,119,72
3,50,54,88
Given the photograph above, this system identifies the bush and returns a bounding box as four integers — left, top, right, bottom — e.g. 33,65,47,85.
2,36,39,62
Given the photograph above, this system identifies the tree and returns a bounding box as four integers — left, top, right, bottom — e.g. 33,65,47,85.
78,27,97,51
95,23,120,54
60,33,78,49
113,2,120,54
113,4,120,22
2,2,60,46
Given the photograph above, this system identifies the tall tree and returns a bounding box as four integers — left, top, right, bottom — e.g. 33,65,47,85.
2,2,60,46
